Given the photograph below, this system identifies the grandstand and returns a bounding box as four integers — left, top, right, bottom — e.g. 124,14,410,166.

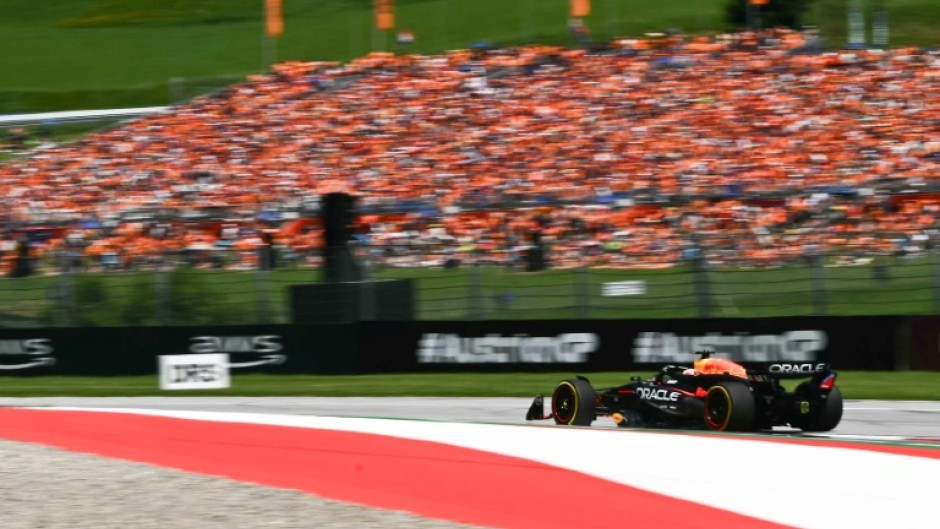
1,13,940,327
2,28,939,275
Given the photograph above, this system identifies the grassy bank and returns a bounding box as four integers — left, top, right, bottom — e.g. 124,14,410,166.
0,371,936,400
2,1,938,113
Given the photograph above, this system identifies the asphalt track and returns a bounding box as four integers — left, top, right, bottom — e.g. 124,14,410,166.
2,397,939,440
1,398,937,529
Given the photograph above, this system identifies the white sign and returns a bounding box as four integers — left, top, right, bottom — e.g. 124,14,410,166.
0,338,56,370
632,331,826,363
417,333,599,363
159,353,230,390
602,280,646,296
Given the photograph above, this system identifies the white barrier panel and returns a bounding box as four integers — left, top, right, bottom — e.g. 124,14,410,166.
0,106,169,126
158,353,230,390
602,280,646,296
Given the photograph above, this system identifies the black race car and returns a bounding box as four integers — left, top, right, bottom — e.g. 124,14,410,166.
525,353,843,432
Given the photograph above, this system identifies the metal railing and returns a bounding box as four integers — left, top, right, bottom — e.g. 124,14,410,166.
2,244,940,328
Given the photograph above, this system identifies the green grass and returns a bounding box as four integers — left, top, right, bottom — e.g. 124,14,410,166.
812,0,940,48
0,371,936,399
2,1,938,113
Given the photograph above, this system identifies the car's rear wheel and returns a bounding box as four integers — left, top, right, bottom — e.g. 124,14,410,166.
793,382,843,432
551,378,596,426
704,381,756,432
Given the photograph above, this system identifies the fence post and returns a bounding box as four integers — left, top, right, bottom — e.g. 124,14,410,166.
57,267,77,327
575,266,591,319
692,256,712,318
255,269,272,323
931,249,940,315
155,267,171,326
467,262,483,320
810,252,828,315
358,279,377,321
168,77,186,104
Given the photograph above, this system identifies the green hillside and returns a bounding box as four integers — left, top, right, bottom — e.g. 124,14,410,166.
1,0,937,113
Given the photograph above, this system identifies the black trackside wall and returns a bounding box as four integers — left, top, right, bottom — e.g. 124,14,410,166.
0,316,910,377
0,324,355,376
907,316,940,370
354,317,901,373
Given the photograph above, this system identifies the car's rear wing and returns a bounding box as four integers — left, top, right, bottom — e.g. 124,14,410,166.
746,362,833,379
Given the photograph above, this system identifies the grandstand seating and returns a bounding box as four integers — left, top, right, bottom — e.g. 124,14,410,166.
2,28,939,272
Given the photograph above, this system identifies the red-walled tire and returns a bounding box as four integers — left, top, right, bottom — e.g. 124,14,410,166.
704,381,756,432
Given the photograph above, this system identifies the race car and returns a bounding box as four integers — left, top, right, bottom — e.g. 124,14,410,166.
525,352,843,432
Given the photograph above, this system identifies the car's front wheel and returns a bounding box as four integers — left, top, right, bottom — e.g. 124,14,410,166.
551,378,596,426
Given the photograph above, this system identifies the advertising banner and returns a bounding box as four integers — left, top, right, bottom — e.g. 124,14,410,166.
266,0,283,37
356,316,901,373
159,353,230,390
570,0,591,17
0,324,357,376
0,315,910,377
375,0,394,30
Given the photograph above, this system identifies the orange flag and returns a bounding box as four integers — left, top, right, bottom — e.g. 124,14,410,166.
266,0,283,37
375,0,395,30
571,0,591,17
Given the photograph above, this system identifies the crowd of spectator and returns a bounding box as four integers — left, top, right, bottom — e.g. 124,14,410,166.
2,28,940,275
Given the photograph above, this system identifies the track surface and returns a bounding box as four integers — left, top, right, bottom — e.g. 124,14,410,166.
2,405,936,529
2,397,939,439
1,397,936,529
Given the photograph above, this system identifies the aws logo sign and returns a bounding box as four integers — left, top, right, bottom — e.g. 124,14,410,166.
188,335,286,368
0,338,56,370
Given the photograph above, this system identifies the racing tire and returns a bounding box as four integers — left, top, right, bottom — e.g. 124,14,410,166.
704,381,756,432
551,378,596,426
793,382,843,432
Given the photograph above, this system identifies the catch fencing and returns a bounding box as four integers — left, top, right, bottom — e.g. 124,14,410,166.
3,245,940,328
